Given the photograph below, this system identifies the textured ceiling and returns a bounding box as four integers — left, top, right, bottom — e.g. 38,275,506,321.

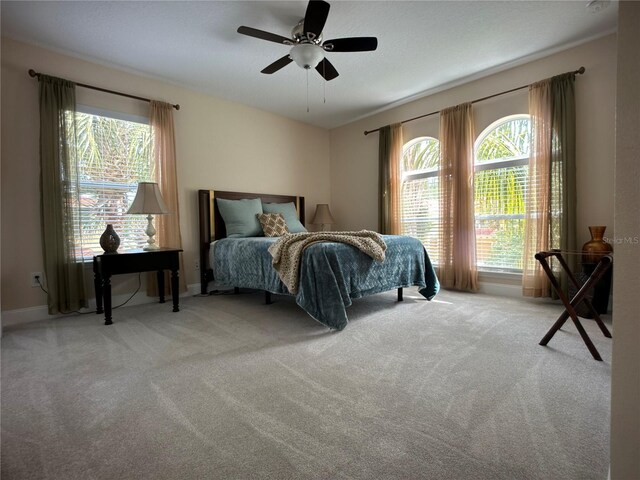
1,1,617,129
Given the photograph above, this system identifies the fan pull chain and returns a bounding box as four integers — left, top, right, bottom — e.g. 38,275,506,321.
306,68,310,113
323,61,326,104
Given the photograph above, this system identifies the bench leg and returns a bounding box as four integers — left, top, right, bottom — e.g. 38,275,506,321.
536,252,611,361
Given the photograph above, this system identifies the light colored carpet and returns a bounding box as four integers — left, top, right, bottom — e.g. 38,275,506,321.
1,289,611,479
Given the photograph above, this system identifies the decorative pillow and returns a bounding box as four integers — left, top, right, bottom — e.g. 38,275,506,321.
262,202,307,233
216,197,263,238
257,213,289,237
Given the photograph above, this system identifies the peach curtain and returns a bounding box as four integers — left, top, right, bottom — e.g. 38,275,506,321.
522,80,552,297
438,103,478,292
378,123,403,234
147,101,187,296
522,74,577,297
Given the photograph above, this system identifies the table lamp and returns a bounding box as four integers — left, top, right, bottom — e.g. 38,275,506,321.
127,182,169,250
311,204,335,231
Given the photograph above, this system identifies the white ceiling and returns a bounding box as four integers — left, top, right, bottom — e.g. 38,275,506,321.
1,1,617,129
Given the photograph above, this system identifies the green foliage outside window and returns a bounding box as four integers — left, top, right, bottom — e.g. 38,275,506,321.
474,117,530,271
402,137,440,172
401,116,531,272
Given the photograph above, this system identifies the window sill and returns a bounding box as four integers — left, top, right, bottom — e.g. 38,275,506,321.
478,270,522,285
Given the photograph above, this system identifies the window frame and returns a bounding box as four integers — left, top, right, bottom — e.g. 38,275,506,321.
72,106,153,260
473,114,531,274
400,136,441,264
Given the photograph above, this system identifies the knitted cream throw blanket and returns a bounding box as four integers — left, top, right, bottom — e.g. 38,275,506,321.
268,230,387,294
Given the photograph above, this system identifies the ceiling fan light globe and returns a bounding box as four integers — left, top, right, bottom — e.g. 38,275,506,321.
290,44,324,69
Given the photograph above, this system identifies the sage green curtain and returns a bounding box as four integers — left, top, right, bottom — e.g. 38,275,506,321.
38,75,87,314
378,123,403,234
522,72,577,297
552,73,577,294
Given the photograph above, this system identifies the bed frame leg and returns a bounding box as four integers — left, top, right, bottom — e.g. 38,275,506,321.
265,291,272,305
200,270,211,295
398,288,403,302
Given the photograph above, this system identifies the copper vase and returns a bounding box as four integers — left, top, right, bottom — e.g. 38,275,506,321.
581,226,613,264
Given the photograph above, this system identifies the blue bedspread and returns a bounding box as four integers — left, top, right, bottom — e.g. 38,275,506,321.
211,235,439,330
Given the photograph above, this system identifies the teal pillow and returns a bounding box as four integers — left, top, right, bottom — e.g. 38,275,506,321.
217,198,263,237
262,202,307,233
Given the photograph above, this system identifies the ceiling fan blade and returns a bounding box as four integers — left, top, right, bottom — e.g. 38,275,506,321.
261,55,293,74
323,37,378,52
303,0,330,40
315,58,339,81
237,26,292,45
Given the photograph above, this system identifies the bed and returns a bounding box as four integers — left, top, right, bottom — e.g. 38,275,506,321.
198,190,439,330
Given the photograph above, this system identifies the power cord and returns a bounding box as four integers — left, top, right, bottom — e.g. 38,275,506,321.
35,274,47,294
35,272,142,315
112,272,142,309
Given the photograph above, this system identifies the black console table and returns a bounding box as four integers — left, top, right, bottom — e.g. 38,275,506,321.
93,248,182,325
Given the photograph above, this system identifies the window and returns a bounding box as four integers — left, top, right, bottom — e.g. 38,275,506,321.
71,108,154,258
400,137,441,263
474,115,530,272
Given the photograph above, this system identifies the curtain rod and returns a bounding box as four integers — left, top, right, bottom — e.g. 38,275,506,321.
363,66,585,136
28,69,180,110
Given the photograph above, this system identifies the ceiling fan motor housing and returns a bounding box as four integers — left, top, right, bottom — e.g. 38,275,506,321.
292,20,323,44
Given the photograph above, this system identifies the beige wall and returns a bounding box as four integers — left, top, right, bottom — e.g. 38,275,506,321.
0,35,618,311
1,37,331,312
329,35,617,254
611,2,640,478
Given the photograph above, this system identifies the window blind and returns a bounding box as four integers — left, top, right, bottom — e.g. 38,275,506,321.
71,112,153,258
400,137,441,263
474,116,531,272
401,175,440,264
474,163,528,272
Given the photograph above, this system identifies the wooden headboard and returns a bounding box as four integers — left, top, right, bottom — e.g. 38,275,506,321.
198,190,305,294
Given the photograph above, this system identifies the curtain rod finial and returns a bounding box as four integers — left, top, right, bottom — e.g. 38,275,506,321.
577,66,585,75
174,104,180,111
28,69,37,78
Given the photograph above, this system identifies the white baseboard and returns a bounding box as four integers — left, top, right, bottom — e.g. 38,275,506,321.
2,283,201,328
477,281,523,297
478,280,612,313
1,281,605,328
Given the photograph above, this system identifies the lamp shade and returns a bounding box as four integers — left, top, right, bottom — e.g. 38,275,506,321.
126,182,169,214
311,204,335,225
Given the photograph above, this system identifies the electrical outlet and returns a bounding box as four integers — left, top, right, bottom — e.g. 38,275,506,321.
31,272,43,288
195,260,200,271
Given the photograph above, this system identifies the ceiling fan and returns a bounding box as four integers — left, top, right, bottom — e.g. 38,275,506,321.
237,0,378,81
